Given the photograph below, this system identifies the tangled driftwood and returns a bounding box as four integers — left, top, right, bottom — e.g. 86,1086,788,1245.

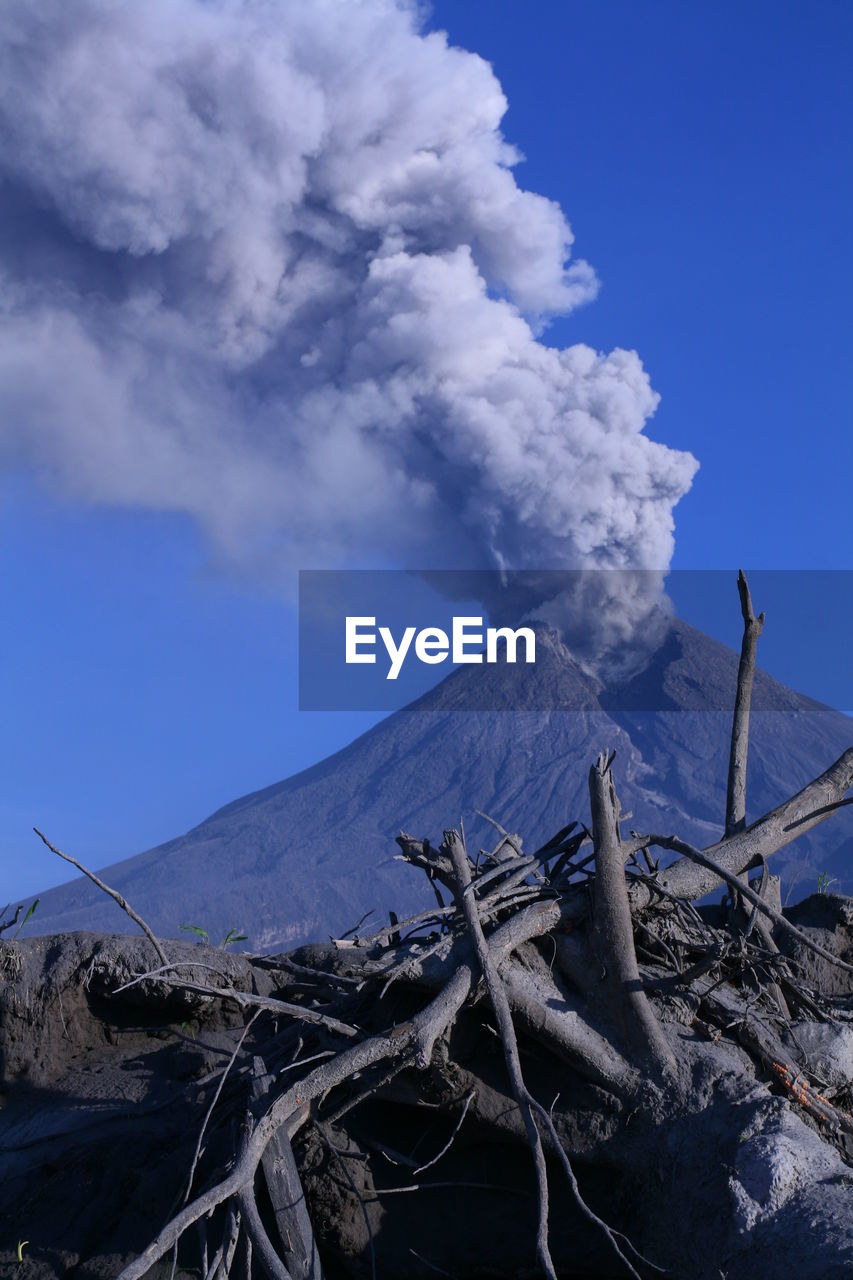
13,573,853,1279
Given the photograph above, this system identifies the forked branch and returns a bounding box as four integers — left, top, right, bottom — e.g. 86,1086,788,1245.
588,754,676,1077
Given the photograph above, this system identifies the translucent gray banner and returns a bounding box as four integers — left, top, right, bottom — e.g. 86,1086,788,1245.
298,569,853,714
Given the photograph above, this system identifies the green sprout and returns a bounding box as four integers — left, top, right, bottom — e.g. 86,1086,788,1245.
179,923,210,944
17,1240,28,1263
179,923,247,949
220,927,248,949
817,871,838,895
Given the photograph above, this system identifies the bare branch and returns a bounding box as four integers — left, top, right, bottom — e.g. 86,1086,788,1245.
412,1088,475,1176
252,1059,324,1280
588,755,676,1077
237,1182,293,1280
115,955,483,1280
33,827,169,966
219,1204,242,1280
0,904,23,936
726,569,765,838
181,1012,262,1210
643,833,853,974
629,747,853,906
115,967,361,1037
444,828,558,1280
502,963,639,1096
444,827,640,1280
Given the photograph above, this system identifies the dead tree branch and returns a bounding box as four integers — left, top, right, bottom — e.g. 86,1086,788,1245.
445,826,557,1280
114,944,503,1280
628,747,853,907
0,904,23,936
33,827,169,966
588,754,676,1077
252,1058,324,1280
641,833,853,974
444,827,641,1280
726,569,765,838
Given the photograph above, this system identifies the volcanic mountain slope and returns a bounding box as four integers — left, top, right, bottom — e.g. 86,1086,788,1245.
25,620,853,950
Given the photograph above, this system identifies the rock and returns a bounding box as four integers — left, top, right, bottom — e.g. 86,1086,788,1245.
0,931,252,1088
729,1099,841,1232
784,1020,853,1088
777,894,853,997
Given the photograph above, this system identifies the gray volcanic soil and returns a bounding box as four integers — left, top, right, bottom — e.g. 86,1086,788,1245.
2,898,853,1279
23,621,853,951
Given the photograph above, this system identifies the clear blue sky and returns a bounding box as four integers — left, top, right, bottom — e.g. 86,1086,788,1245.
2,1,851,903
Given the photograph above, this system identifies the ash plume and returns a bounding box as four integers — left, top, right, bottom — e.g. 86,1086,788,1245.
0,0,698,645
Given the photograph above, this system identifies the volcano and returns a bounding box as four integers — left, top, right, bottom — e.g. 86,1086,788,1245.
25,620,853,950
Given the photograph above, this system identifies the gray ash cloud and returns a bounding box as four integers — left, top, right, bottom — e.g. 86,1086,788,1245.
0,0,697,619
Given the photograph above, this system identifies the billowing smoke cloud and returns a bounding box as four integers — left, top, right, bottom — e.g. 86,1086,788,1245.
0,0,697,632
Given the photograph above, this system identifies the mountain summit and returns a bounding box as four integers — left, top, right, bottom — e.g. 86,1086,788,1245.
26,621,853,949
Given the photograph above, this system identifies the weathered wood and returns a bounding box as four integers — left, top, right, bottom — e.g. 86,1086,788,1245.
32,826,169,966
114,950,496,1280
700,980,853,1135
643,833,853,974
502,962,639,1095
443,826,640,1280
628,747,853,907
749,871,782,917
726,570,765,838
250,1057,324,1280
237,1181,293,1280
588,754,676,1077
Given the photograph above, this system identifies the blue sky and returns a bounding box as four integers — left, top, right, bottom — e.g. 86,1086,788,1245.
1,0,851,904
428,0,852,571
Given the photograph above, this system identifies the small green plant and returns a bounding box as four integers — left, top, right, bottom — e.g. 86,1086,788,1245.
220,927,248,949
179,923,248,949
16,1240,28,1263
817,871,838,895
179,923,210,944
